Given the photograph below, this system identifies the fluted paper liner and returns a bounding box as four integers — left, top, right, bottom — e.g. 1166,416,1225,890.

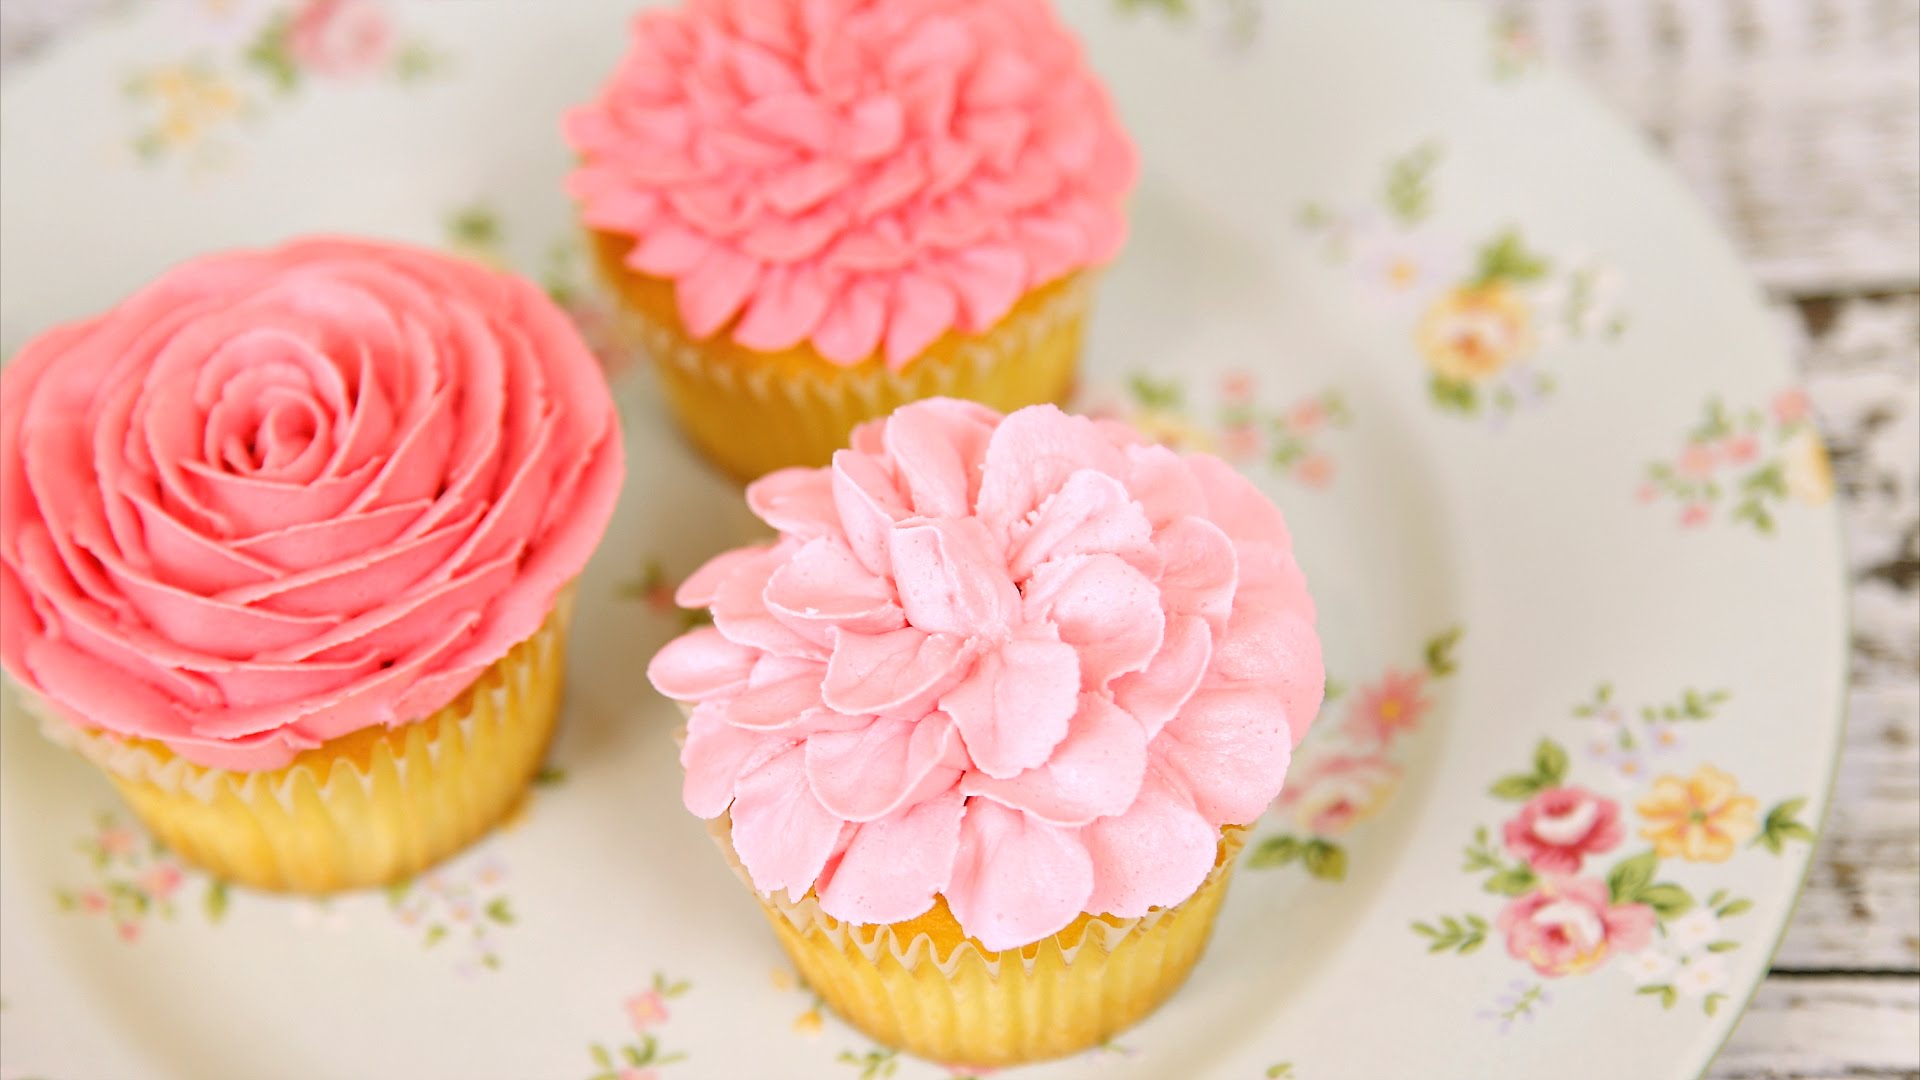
706,813,1245,1067
590,230,1091,482
19,589,575,893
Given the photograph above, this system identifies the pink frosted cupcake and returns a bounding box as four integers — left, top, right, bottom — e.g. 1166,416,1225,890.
0,238,623,892
564,0,1136,480
647,398,1323,1066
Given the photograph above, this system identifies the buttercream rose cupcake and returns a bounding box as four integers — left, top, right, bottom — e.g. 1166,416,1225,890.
0,238,623,892
564,0,1135,481
647,399,1322,1066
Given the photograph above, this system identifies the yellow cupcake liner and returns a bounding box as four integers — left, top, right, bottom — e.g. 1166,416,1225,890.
25,591,574,894
711,816,1245,1068
590,231,1091,482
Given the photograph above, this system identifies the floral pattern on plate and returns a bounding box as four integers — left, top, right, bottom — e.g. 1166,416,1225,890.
52,814,228,942
1639,391,1834,531
1489,14,1542,80
1411,686,1814,1019
1247,628,1461,881
1301,143,1627,423
1115,0,1263,49
124,0,448,167
584,972,692,1080
383,853,515,976
1086,372,1351,489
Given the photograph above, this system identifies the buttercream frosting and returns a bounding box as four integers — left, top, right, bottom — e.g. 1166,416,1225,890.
563,0,1136,371
648,399,1322,950
0,238,624,771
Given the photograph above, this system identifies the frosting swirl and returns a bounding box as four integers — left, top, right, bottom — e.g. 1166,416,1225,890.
0,238,624,771
563,0,1136,371
648,400,1322,950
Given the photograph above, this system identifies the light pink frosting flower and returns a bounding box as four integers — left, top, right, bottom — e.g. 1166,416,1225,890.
648,400,1322,950
563,0,1136,371
0,238,624,771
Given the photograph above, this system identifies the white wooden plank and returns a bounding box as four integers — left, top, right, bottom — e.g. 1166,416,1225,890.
1774,682,1920,971
1496,0,1920,294
1711,977,1920,1078
1770,296,1920,974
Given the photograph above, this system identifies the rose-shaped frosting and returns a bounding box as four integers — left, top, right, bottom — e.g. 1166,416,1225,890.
0,238,624,771
563,0,1136,371
648,399,1321,950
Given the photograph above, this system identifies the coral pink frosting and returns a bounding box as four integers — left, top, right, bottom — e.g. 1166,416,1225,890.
648,400,1322,950
0,238,624,771
563,0,1136,371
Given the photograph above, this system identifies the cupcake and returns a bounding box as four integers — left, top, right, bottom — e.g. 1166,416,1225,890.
647,399,1323,1065
564,0,1136,481
0,238,624,893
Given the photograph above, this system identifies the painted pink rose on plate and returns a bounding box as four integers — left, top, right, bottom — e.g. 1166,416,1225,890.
289,0,395,78
564,0,1136,369
1498,876,1653,977
648,399,1322,950
0,238,624,771
1502,786,1624,875
1275,751,1400,836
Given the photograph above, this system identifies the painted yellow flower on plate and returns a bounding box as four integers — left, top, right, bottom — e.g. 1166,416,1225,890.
1634,764,1759,862
1782,428,1835,506
137,64,244,149
1417,284,1535,382
1129,407,1217,454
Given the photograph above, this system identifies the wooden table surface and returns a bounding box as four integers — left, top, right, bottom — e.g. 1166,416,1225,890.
3,1,1916,1078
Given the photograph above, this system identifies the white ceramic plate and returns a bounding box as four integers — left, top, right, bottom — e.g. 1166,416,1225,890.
0,2,1847,1078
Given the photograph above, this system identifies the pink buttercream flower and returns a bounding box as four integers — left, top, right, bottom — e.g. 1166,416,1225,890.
1500,787,1624,875
1275,750,1400,836
79,889,109,913
564,0,1136,370
617,1069,659,1080
1635,483,1659,504
626,989,670,1031
288,0,394,78
1771,388,1810,425
1676,443,1717,478
648,400,1323,951
1680,504,1711,528
116,921,142,943
1498,876,1653,977
0,239,624,771
97,825,136,857
1346,669,1428,748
